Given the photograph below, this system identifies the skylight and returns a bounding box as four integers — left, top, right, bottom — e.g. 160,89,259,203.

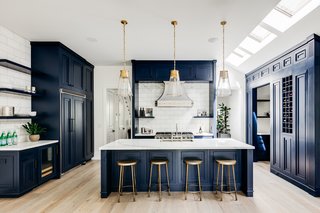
226,48,251,66
239,26,277,54
225,0,320,67
263,0,320,32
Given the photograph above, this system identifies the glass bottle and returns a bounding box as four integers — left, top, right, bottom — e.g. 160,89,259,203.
6,131,12,146
12,131,18,145
0,132,4,146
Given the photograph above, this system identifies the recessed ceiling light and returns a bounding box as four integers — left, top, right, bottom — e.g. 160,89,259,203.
208,37,218,43
86,37,98,42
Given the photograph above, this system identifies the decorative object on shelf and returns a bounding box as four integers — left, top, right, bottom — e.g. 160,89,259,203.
144,108,153,117
22,122,46,142
197,109,208,117
31,86,36,94
29,111,37,117
117,19,132,98
0,88,40,96
156,21,193,107
217,103,231,138
2,106,15,116
217,21,232,97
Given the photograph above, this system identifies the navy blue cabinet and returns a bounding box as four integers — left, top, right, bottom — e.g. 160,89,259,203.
246,34,320,196
31,42,94,174
20,149,38,192
132,60,215,82
0,143,58,197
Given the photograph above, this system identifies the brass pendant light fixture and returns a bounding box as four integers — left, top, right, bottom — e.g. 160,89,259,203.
167,20,182,96
117,19,132,97
217,21,232,97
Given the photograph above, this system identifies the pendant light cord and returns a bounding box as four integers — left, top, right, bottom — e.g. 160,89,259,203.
123,22,126,70
222,22,225,71
173,22,176,71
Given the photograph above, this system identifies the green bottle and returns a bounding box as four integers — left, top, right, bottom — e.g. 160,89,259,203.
0,132,4,146
6,131,12,146
2,132,7,146
12,131,18,145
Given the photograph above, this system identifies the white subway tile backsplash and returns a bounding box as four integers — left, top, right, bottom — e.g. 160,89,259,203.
138,83,212,134
0,25,31,143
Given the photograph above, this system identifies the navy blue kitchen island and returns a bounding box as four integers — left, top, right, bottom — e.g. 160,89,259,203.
100,139,254,198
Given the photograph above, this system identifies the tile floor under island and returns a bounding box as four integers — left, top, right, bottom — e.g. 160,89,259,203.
0,161,319,213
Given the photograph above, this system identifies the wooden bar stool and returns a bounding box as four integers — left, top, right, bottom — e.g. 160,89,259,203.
117,160,138,202
184,159,202,201
148,159,171,201
215,159,237,201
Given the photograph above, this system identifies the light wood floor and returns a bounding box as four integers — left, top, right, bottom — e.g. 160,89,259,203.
0,161,320,213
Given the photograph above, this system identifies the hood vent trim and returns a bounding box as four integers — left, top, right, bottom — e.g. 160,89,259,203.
156,81,193,108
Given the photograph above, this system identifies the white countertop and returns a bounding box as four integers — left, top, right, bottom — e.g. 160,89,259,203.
100,138,254,151
135,133,156,137
0,140,59,151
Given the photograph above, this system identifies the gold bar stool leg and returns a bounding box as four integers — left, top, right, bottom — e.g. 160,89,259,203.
158,164,162,201
185,164,189,200
220,165,224,201
228,165,231,192
197,164,202,201
134,165,138,195
148,164,153,197
232,165,238,201
216,163,220,194
118,166,123,203
165,162,171,196
131,165,136,202
120,166,124,196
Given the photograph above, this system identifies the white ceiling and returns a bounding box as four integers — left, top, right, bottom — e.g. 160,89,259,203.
0,0,319,73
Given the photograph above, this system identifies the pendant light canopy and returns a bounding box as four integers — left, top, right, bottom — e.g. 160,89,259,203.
117,19,132,98
167,20,182,97
217,21,232,97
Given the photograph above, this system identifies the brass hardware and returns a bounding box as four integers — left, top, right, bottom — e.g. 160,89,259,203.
120,69,129,79
121,20,128,25
121,19,128,77
170,69,179,80
220,20,227,26
171,20,177,26
219,70,229,79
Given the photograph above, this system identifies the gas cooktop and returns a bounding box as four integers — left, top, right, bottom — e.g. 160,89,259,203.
155,132,194,142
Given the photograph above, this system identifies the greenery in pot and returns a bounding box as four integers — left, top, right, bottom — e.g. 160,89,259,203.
22,122,46,142
217,103,231,138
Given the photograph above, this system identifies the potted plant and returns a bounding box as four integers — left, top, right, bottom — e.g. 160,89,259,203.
217,103,231,138
22,122,46,142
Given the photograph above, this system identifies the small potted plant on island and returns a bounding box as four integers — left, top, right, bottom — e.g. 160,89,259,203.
22,122,46,142
217,103,231,138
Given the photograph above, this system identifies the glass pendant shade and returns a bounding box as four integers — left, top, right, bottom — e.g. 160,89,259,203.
167,69,183,96
117,69,132,97
217,70,232,97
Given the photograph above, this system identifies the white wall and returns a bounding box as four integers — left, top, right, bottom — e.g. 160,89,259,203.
93,65,132,159
138,82,212,134
0,26,31,142
217,66,246,142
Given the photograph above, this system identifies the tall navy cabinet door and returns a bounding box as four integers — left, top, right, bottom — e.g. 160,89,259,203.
85,99,94,160
294,70,308,182
271,80,282,170
73,97,85,164
71,57,84,91
61,51,74,88
61,94,74,172
246,90,253,146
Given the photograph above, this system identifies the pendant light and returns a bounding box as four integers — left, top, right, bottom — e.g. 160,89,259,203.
117,19,132,98
167,20,182,97
217,21,232,97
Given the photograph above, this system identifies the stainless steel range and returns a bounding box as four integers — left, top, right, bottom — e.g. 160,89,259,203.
155,132,194,142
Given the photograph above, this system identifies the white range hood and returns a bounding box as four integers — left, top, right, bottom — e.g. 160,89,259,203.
156,81,193,107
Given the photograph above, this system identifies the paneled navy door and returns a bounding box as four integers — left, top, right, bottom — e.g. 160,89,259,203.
61,94,86,173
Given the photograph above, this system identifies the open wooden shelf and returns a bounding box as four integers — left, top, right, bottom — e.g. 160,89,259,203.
257,99,270,102
0,59,31,74
0,88,40,97
0,116,34,120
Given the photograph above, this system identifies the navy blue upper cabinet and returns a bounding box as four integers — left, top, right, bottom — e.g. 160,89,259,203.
132,60,215,82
